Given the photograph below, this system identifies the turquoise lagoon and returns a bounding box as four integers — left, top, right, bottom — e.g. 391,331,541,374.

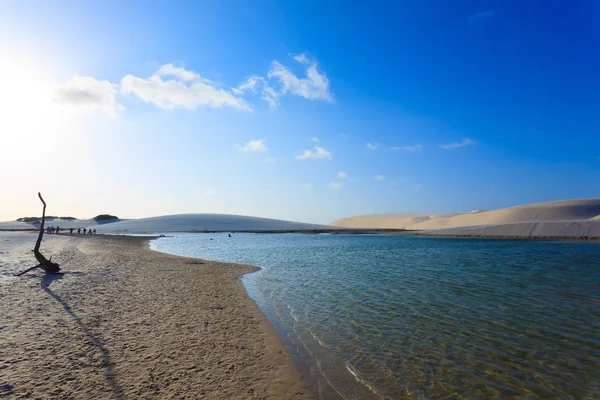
150,233,600,399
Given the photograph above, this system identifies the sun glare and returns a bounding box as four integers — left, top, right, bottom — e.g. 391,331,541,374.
0,53,71,155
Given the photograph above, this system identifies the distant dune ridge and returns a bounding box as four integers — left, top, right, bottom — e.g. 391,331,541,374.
93,213,331,233
330,198,600,238
2,199,599,238
0,214,330,233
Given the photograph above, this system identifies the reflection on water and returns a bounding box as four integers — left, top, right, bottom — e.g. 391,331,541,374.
152,233,600,399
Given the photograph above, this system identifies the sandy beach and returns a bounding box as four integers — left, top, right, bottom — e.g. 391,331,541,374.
1,234,307,399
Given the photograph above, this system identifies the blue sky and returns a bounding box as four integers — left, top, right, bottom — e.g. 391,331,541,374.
0,0,599,223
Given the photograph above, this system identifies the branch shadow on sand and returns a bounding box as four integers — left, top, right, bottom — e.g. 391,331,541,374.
41,274,124,399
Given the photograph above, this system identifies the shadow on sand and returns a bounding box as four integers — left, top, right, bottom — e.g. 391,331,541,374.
41,274,124,399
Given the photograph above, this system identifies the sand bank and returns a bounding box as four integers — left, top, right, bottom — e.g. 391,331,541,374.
0,234,307,399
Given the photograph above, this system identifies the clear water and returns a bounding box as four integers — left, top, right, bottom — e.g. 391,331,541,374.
150,233,600,399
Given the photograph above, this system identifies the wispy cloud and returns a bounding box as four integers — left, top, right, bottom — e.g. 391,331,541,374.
232,75,278,108
265,157,277,163
338,171,347,179
296,146,332,160
294,53,310,64
302,182,314,190
414,183,423,191
156,64,200,82
441,138,476,150
121,64,249,111
390,144,423,152
205,188,217,196
366,142,379,150
469,10,495,24
238,139,268,152
55,75,122,116
375,175,385,181
268,59,332,103
234,54,332,107
311,137,320,144
329,182,343,190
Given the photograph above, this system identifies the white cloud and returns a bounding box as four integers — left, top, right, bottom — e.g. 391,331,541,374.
390,144,423,152
375,175,385,181
54,75,121,116
441,138,476,150
54,53,332,116
239,139,268,153
294,53,310,64
206,188,217,196
296,146,332,160
232,75,264,94
268,60,332,102
302,182,314,190
121,64,249,110
338,171,347,179
223,53,334,108
366,142,379,150
233,75,279,108
156,64,200,82
469,10,495,24
311,137,320,144
329,182,343,190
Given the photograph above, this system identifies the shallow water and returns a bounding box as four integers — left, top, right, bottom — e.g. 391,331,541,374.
151,233,600,399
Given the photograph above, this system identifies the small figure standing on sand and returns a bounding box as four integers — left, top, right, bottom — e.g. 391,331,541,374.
77,228,81,234
69,228,73,235
93,228,97,234
56,226,60,234
83,228,87,234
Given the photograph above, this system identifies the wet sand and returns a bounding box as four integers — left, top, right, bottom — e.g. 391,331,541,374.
0,234,307,399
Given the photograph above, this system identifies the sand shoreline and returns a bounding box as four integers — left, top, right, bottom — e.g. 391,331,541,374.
414,233,600,241
0,228,409,235
3,229,598,242
1,234,309,399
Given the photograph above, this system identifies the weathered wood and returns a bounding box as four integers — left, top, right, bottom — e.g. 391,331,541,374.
15,264,41,277
15,192,60,276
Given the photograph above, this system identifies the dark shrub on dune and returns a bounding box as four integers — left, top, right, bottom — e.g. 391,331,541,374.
18,216,58,222
94,214,119,221
17,216,76,222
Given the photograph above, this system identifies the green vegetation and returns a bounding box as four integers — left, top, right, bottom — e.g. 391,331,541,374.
17,216,56,222
17,216,77,222
94,214,119,221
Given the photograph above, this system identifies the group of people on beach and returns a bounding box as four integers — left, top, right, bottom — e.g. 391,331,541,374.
46,226,96,235
76,228,96,235
46,226,61,234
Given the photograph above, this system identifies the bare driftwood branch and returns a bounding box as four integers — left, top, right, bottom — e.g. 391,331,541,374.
15,192,60,276
15,264,41,277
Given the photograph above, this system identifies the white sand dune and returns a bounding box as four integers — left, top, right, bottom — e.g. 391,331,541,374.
93,213,332,233
331,198,600,238
422,220,600,238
